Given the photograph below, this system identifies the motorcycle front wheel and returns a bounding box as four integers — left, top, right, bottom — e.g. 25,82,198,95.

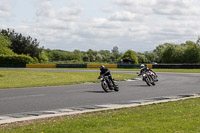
101,81,109,92
145,77,151,86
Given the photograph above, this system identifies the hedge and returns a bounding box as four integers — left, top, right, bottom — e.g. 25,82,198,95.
152,64,200,69
0,54,35,65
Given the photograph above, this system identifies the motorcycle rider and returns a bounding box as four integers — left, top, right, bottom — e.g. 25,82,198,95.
138,64,158,81
100,65,115,85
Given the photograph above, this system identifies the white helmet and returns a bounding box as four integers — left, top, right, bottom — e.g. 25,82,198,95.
140,64,145,69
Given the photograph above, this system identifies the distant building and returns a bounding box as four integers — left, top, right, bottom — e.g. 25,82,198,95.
120,59,134,64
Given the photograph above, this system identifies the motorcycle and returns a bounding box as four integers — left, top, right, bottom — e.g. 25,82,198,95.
98,75,119,92
138,71,155,86
149,71,158,82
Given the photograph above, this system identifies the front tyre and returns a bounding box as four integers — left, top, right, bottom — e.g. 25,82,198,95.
144,77,151,86
101,81,109,92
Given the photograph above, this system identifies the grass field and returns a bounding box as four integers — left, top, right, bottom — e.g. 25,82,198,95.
1,97,200,133
0,70,136,89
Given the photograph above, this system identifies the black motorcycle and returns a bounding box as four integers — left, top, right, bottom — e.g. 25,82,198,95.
138,71,155,86
98,75,119,92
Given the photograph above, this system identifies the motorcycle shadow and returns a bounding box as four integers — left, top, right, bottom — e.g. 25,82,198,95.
85,90,108,93
129,84,152,87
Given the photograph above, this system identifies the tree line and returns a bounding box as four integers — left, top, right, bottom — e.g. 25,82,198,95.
1,28,200,64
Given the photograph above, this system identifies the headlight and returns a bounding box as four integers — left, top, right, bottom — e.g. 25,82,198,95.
100,78,103,80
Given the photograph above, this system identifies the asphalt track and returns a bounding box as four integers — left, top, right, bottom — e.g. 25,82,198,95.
0,69,200,116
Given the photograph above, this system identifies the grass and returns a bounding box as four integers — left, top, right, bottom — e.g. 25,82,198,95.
112,68,200,73
0,70,136,89
2,67,200,73
153,69,200,73
1,97,200,133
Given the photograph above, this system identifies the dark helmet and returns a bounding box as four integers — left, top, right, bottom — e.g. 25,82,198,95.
140,64,145,69
100,65,105,71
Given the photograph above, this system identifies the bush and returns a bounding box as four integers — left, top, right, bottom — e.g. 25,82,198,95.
120,50,139,64
0,54,35,64
0,34,15,55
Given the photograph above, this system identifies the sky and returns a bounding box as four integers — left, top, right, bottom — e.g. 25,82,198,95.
0,0,200,52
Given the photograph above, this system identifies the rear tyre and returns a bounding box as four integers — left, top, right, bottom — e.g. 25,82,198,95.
114,82,119,92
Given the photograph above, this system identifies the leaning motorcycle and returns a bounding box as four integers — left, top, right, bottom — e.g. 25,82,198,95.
98,75,119,92
139,71,155,86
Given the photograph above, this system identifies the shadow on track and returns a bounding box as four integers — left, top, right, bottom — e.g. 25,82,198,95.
128,84,151,87
85,91,107,93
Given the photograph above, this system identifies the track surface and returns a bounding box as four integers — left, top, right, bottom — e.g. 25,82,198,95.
0,69,200,116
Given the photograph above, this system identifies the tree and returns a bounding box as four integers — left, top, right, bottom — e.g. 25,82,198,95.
144,51,157,63
137,52,148,63
96,54,103,62
111,46,121,63
153,43,174,63
196,36,200,46
87,49,97,62
73,50,82,61
0,34,14,55
112,46,119,55
1,29,41,58
98,50,111,62
160,44,185,63
38,50,49,63
183,41,200,63
82,54,89,62
120,50,138,64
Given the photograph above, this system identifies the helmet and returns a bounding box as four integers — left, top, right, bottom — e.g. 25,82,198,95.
100,65,105,71
140,64,145,69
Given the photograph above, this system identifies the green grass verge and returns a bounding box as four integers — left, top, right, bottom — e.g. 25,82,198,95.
153,69,200,73
2,67,200,72
0,70,136,89
1,97,200,133
111,68,200,73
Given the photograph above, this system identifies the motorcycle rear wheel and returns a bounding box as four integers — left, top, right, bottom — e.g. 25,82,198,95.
114,82,119,92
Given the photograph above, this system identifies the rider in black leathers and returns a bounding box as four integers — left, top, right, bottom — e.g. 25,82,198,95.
138,64,158,81
100,65,115,85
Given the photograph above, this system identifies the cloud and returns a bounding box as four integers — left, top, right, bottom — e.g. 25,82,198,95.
0,2,12,11
32,0,200,51
152,0,200,20
36,0,84,22
1,0,200,52
112,0,156,6
0,2,12,19
108,11,136,21
36,0,55,18
57,6,84,21
101,6,114,13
